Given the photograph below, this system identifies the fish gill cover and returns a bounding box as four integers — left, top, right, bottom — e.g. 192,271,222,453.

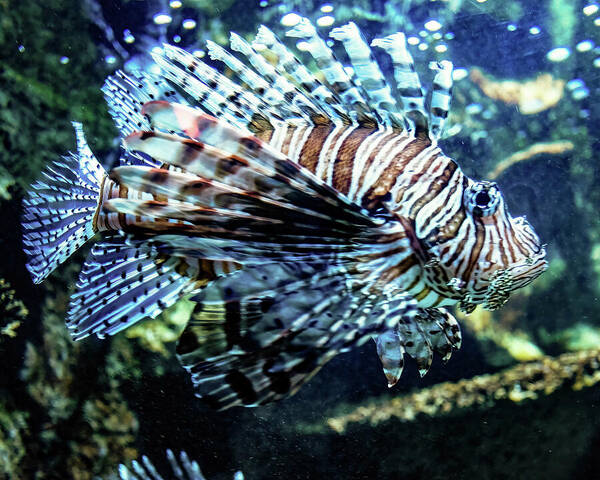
2,0,600,478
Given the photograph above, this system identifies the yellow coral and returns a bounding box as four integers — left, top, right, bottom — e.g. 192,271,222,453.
125,298,195,356
0,278,27,338
457,301,544,363
324,348,600,433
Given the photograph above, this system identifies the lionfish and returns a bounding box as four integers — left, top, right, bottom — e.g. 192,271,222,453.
22,19,547,409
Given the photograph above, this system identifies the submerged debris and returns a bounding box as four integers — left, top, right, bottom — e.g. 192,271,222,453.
470,68,565,114
488,140,575,180
325,348,600,433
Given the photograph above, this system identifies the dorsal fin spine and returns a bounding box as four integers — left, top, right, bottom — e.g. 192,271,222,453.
253,25,350,124
428,60,454,142
286,17,377,125
330,22,403,129
371,33,428,133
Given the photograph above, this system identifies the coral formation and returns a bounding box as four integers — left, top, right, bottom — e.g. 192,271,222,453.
0,278,27,339
459,307,544,364
15,303,139,478
0,404,28,477
470,68,565,115
125,298,195,357
325,348,600,434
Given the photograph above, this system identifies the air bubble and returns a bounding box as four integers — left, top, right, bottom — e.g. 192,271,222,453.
153,13,172,25
452,68,468,81
546,47,571,62
577,40,594,52
123,29,135,43
466,103,483,115
424,19,442,32
182,19,196,29
566,79,585,91
572,86,590,100
317,15,335,27
296,40,311,51
281,13,302,27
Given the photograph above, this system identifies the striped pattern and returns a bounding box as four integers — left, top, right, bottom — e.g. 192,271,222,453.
22,19,547,410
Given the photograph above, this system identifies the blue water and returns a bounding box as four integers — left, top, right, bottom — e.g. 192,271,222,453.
2,0,600,478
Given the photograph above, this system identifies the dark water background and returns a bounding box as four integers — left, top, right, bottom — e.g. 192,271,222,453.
1,0,600,478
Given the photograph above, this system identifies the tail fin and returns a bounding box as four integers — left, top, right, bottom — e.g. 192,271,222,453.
22,123,104,284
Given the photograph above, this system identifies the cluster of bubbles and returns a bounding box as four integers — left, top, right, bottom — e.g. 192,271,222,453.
151,0,196,32
41,0,599,112
279,6,458,71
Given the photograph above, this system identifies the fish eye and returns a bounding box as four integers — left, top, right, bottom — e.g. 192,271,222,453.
464,181,501,217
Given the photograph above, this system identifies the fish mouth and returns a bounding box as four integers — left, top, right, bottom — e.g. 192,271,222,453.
506,248,548,289
482,248,547,310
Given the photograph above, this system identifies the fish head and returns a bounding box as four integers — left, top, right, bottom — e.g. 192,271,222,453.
422,179,547,310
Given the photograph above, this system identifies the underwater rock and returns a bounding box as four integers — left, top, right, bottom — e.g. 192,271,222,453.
0,404,28,478
17,302,139,478
470,68,565,115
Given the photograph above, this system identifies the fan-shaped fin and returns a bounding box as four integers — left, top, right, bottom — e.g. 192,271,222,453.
102,70,186,137
22,123,104,283
330,22,403,128
374,307,462,386
371,33,428,133
286,17,377,126
229,32,323,123
429,60,454,141
176,263,414,409
253,25,350,124
67,236,205,340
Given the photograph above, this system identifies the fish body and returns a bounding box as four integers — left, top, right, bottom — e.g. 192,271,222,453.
22,20,546,408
